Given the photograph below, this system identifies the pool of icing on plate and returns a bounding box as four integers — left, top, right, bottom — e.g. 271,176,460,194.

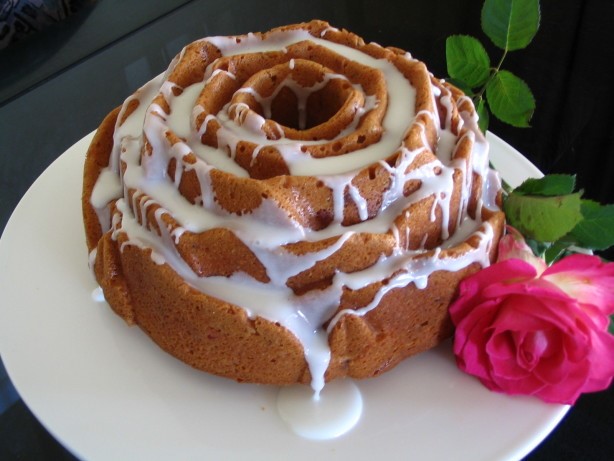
277,379,363,440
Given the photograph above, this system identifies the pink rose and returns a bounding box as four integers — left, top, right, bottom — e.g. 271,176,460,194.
450,235,614,404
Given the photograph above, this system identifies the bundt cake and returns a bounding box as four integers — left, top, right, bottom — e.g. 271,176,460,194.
82,20,505,394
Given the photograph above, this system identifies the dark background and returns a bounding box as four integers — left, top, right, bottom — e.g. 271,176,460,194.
1,0,613,459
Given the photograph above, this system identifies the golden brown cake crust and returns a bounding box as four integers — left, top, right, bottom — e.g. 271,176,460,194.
83,20,505,387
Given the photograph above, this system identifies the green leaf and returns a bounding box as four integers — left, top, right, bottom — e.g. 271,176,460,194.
514,174,576,196
609,315,614,336
543,240,572,265
482,0,541,51
476,97,490,133
446,35,491,87
568,200,614,250
485,70,535,127
504,192,583,242
525,238,552,259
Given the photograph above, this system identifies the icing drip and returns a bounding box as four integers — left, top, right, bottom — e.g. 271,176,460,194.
91,286,106,303
89,25,501,399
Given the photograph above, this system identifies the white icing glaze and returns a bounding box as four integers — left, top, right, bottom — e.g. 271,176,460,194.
91,286,106,303
277,379,363,439
89,25,501,402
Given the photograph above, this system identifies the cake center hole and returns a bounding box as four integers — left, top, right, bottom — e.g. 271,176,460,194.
232,59,356,133
268,76,353,131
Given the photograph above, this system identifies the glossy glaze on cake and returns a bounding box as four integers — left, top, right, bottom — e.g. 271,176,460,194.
82,20,505,395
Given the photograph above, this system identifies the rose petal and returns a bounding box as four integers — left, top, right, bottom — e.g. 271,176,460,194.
543,254,614,316
466,258,538,291
517,330,548,370
581,327,614,393
481,279,571,305
492,293,575,334
487,332,532,380
498,226,548,274
534,367,590,404
489,370,549,397
531,330,570,384
453,304,500,380
450,259,538,325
